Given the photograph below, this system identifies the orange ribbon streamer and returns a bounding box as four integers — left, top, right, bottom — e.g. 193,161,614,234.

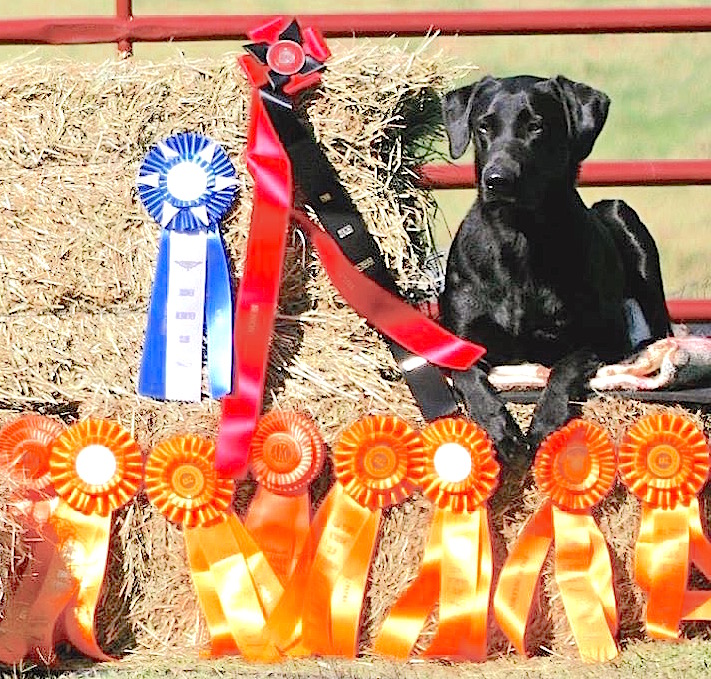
145,434,283,660
48,419,143,661
245,411,326,584
618,412,711,640
263,482,338,657
494,419,619,662
267,415,425,657
0,415,67,665
374,417,499,660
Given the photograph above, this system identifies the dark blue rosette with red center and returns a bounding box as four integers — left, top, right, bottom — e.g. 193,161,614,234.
240,18,330,104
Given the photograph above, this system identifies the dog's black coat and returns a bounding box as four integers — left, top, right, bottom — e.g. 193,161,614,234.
440,75,671,462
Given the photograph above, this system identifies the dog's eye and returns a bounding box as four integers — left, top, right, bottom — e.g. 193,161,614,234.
477,121,491,136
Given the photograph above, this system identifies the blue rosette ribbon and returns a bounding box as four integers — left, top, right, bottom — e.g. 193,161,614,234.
137,132,238,401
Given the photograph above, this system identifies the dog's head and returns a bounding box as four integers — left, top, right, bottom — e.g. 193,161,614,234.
442,75,610,208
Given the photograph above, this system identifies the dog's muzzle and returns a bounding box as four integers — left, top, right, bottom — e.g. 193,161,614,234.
480,163,519,204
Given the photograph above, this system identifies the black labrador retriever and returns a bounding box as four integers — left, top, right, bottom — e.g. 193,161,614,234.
440,75,671,463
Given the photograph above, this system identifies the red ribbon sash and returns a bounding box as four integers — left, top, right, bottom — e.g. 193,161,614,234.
216,17,485,478
216,92,293,477
291,210,485,371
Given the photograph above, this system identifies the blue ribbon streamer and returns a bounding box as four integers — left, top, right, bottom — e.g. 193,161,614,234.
139,229,171,399
205,229,233,398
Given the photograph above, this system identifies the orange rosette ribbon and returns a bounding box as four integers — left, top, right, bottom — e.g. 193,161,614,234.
618,412,711,640
0,414,63,499
145,435,283,660
46,418,142,662
245,411,326,583
267,414,425,657
374,417,499,660
494,419,619,662
0,415,67,665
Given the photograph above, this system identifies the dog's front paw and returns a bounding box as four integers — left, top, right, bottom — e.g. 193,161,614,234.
486,414,532,467
551,348,602,397
527,349,601,452
451,367,531,466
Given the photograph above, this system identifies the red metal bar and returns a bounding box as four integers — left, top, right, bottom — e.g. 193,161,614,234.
423,299,711,323
1,7,710,45
667,299,711,323
580,160,711,187
116,0,133,55
418,160,711,189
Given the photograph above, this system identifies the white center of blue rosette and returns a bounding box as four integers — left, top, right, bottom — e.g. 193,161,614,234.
166,160,210,203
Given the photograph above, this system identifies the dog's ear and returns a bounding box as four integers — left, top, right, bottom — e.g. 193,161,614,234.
442,76,496,159
442,83,476,159
552,75,610,163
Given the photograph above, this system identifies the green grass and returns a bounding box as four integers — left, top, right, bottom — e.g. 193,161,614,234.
6,640,711,679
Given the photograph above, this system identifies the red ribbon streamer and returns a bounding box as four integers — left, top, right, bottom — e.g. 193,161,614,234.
215,91,293,477
291,210,486,371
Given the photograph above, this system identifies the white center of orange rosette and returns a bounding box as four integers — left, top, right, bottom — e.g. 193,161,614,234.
420,418,499,512
49,419,143,516
618,412,709,509
145,435,234,528
374,418,498,660
249,411,326,495
533,419,616,511
434,443,472,483
75,445,118,486
333,414,426,509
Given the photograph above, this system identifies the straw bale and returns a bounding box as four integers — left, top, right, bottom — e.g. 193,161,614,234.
0,41,457,316
0,310,141,405
0,39,469,662
108,497,209,655
0,162,155,314
0,302,419,429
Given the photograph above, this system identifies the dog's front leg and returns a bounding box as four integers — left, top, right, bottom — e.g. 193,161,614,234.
452,365,531,465
527,349,602,452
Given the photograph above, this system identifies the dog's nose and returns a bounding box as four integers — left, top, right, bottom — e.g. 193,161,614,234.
483,170,516,195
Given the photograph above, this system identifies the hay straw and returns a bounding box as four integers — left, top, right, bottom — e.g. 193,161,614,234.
0,40,465,316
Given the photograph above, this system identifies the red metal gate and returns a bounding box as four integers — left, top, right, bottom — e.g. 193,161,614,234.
2,3,710,321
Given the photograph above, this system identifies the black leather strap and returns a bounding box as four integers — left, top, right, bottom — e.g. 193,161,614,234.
264,97,460,420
